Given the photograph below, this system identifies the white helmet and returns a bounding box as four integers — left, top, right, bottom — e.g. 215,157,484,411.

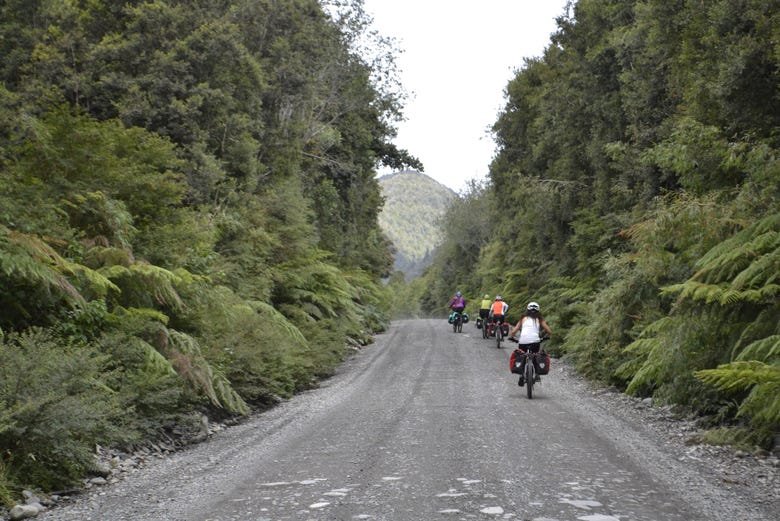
527,302,540,311
495,295,502,301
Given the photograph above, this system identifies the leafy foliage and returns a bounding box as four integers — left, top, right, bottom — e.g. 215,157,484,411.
0,0,411,498
421,0,780,450
0,330,126,491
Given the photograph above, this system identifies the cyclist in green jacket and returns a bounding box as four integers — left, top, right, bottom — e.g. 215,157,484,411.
478,294,492,324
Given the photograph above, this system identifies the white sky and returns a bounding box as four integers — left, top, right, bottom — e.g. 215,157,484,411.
363,0,570,192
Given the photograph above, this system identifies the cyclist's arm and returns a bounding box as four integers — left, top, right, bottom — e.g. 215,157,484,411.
509,317,524,337
540,319,552,336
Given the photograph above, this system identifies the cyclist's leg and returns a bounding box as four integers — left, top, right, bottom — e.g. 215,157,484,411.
496,315,507,335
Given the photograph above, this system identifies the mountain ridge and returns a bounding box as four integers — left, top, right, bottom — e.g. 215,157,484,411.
377,170,457,278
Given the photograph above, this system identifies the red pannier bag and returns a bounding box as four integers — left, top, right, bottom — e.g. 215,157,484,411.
509,348,525,374
510,349,551,375
536,350,551,375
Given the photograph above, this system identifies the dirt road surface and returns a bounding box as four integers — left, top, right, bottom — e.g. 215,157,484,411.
38,319,777,520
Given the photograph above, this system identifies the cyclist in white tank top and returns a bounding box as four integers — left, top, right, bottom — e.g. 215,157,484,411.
518,315,542,344
509,301,553,387
509,301,552,349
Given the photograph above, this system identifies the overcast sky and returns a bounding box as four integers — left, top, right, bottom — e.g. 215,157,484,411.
363,0,571,192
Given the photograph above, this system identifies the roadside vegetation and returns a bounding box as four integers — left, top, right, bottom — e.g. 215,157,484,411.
0,0,421,504
414,0,779,452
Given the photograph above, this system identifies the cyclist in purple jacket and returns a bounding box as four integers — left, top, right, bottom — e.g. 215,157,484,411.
448,291,466,313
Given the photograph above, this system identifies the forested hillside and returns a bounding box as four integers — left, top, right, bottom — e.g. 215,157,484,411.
418,0,780,450
0,0,420,501
378,170,456,278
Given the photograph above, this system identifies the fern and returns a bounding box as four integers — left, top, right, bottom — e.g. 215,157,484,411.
696,360,777,391
248,300,307,347
688,213,780,290
101,263,184,309
166,329,248,415
67,261,121,298
0,226,84,305
696,361,780,431
83,246,135,268
128,336,177,376
736,335,780,363
275,256,360,324
624,338,675,395
112,305,170,325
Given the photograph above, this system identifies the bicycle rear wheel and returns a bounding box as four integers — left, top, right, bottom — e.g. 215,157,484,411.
525,357,534,399
496,324,502,348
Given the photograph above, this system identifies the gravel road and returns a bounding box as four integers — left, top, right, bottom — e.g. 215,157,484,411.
35,319,778,521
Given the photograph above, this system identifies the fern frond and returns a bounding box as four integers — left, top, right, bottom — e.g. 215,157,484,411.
741,381,780,423
101,263,184,309
277,258,360,323
622,337,657,355
692,213,780,287
638,316,676,336
0,226,85,304
717,288,744,305
83,246,135,268
125,336,176,375
732,307,780,358
736,285,780,304
695,361,779,392
696,361,780,426
664,280,779,306
622,316,690,395
731,248,780,289
662,280,726,302
67,261,121,298
212,373,249,416
249,300,308,347
112,305,171,325
166,329,247,415
736,335,780,363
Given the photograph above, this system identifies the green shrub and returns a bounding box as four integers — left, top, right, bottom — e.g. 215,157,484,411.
0,458,12,508
0,329,125,491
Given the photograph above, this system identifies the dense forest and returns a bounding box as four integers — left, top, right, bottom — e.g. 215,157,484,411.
3,0,779,508
417,0,779,452
0,0,422,502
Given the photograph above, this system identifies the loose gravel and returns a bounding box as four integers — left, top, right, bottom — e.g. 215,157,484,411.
6,339,778,521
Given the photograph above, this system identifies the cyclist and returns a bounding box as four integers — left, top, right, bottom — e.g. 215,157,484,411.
489,295,509,335
448,291,466,319
478,294,492,327
509,302,552,386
